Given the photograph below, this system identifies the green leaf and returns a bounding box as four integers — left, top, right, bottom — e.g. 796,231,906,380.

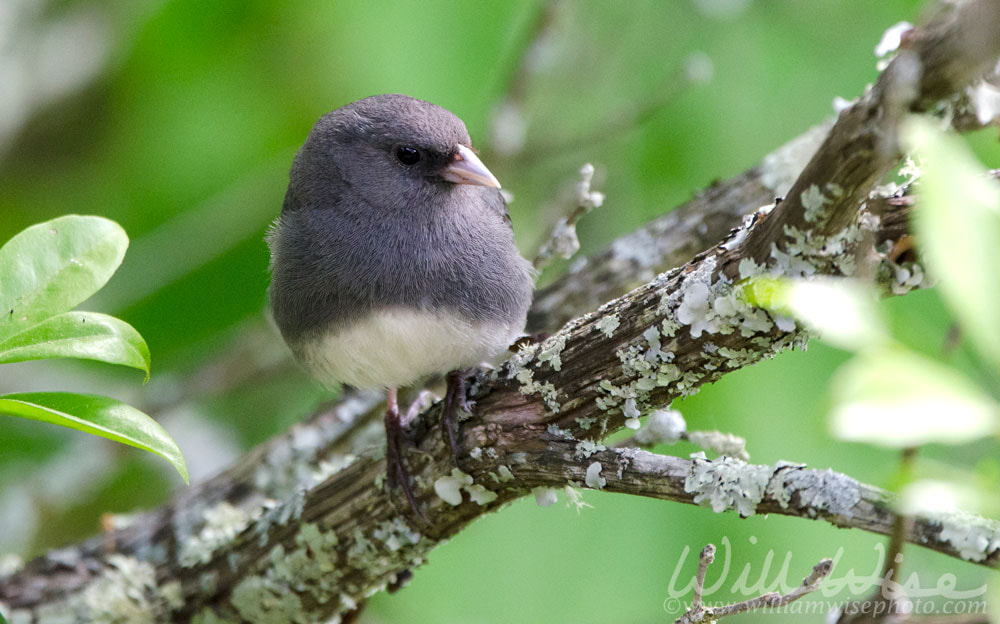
831,347,999,448
0,311,150,380
0,392,188,483
0,215,128,342
904,118,1000,373
744,276,888,351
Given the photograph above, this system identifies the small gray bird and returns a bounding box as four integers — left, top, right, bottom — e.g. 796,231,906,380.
267,94,534,515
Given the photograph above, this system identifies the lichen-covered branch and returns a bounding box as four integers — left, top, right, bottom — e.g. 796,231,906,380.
3,2,1000,622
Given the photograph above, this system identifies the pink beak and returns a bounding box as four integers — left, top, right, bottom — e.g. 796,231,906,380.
442,144,501,189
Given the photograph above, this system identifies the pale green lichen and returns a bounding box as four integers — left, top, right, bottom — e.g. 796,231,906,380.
254,490,306,548
684,455,772,517
192,608,236,624
465,484,499,505
497,465,515,482
75,554,181,623
801,184,832,224
510,366,562,413
576,415,597,430
574,439,606,459
596,314,621,338
179,502,251,567
766,465,859,516
231,576,305,624
537,334,567,371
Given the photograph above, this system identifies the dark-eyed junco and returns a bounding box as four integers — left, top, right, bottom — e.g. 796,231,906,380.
267,94,534,516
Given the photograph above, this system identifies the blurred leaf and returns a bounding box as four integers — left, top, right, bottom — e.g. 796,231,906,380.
900,478,982,516
904,117,1000,373
0,312,150,380
0,392,188,483
831,347,999,448
745,276,888,351
0,216,128,342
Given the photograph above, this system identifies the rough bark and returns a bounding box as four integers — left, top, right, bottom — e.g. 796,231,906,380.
3,1,1000,622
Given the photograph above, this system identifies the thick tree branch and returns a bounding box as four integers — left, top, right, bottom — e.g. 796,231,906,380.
3,2,1000,622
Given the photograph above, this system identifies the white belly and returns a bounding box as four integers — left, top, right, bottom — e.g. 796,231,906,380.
295,308,524,389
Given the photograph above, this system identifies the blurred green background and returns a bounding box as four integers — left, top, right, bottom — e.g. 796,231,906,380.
1,0,997,622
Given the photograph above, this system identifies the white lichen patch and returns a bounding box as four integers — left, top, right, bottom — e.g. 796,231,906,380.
585,462,606,490
533,486,559,507
766,466,859,517
574,439,606,459
497,465,515,482
434,468,473,506
179,502,252,567
371,518,421,553
875,21,913,58
596,314,621,338
634,409,687,446
433,468,498,507
686,430,749,461
934,510,1000,562
685,456,771,517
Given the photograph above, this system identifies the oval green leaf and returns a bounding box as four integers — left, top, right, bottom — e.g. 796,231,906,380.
0,215,128,342
0,311,151,380
0,392,188,483
831,347,1000,448
745,276,888,352
904,118,1000,374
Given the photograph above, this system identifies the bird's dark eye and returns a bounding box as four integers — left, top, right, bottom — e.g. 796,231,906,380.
394,146,421,166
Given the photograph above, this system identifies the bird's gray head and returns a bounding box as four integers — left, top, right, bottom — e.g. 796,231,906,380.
286,94,500,215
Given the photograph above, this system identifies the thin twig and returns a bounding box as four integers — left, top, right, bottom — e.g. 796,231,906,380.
691,544,715,609
532,163,605,271
674,544,832,623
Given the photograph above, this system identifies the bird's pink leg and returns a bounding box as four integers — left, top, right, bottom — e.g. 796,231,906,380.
384,387,427,522
441,369,474,462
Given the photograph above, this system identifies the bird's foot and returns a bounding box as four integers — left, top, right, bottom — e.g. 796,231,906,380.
442,369,474,462
385,399,429,524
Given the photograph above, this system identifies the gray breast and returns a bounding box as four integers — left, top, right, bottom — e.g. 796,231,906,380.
267,184,534,347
